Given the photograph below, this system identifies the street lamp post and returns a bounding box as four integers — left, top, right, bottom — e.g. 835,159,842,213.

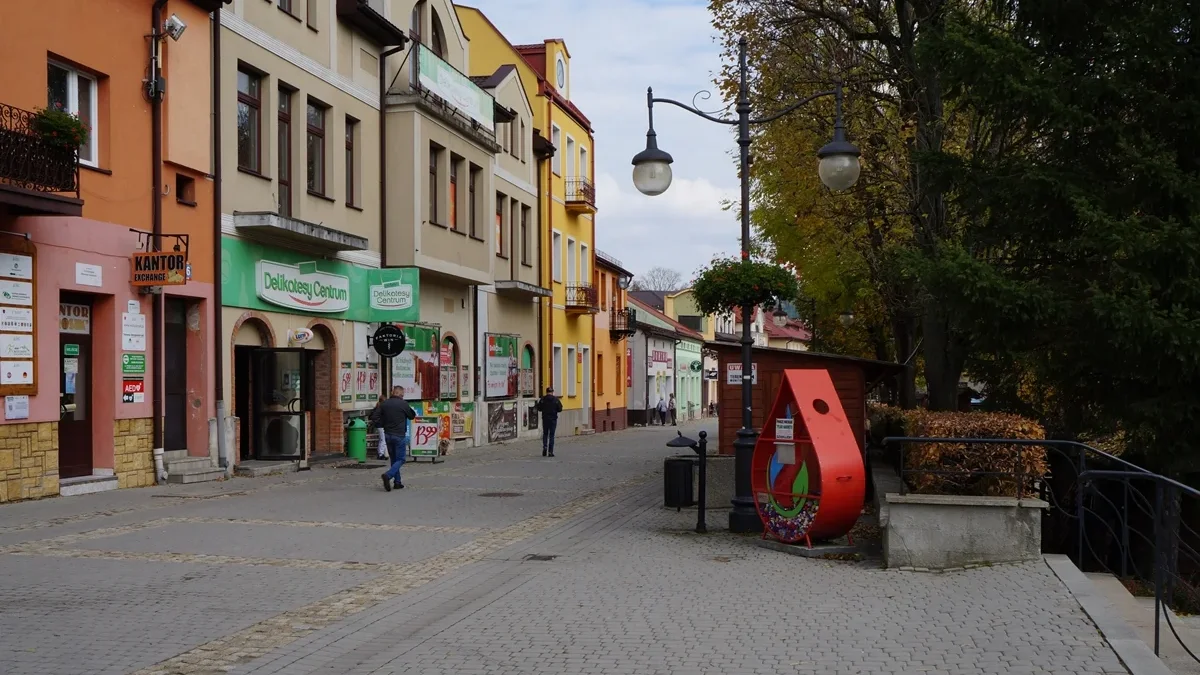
632,36,861,533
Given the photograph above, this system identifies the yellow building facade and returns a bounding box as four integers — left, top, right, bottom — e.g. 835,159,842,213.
457,6,599,434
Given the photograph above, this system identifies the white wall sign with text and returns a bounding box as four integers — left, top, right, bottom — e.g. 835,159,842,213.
725,362,758,385
75,263,103,287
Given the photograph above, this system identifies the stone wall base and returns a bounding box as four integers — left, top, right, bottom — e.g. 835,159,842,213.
114,418,154,489
0,422,58,503
883,493,1048,570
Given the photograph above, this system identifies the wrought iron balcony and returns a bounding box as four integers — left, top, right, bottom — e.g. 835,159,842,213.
565,177,596,213
0,103,81,198
565,283,598,313
609,307,636,341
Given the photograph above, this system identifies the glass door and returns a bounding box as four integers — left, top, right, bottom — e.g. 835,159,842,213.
251,349,310,461
59,332,92,478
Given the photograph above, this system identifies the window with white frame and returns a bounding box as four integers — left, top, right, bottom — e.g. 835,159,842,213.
580,243,589,287
552,230,563,282
47,62,98,166
579,146,589,180
565,136,576,179
566,345,577,397
566,238,577,285
551,124,562,175
552,344,563,394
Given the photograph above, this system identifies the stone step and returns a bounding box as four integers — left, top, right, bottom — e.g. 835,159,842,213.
166,468,226,484
234,460,300,478
162,449,190,462
165,457,213,473
59,474,118,497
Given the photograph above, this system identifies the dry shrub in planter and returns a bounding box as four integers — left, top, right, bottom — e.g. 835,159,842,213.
871,405,1048,497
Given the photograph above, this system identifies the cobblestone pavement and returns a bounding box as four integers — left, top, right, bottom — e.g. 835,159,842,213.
0,421,1131,675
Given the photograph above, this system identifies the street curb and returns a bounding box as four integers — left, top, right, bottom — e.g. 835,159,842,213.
1043,554,1173,675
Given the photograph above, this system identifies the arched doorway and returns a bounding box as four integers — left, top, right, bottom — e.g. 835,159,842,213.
441,335,458,400
307,322,340,458
231,316,273,461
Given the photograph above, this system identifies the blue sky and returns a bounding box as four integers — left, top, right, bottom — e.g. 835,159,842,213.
460,0,739,282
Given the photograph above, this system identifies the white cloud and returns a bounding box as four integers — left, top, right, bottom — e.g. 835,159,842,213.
460,0,742,279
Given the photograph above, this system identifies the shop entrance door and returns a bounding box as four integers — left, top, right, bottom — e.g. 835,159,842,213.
58,299,93,479
250,348,313,466
163,298,188,451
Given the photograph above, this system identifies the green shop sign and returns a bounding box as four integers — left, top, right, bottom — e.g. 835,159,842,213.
221,238,419,323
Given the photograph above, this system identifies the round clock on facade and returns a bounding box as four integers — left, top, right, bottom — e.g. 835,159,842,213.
555,55,566,90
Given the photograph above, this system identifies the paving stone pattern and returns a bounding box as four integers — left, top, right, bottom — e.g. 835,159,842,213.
0,423,1131,675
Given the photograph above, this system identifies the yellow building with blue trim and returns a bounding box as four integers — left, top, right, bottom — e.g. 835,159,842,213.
457,6,599,434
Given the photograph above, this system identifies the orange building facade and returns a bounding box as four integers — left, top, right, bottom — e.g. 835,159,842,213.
0,0,226,502
593,250,634,432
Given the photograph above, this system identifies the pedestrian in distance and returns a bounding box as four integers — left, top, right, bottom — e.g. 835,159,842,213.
370,396,388,460
668,393,678,426
534,386,563,457
656,397,668,426
372,385,416,492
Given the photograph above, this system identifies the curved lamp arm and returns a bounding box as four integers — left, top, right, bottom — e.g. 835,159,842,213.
749,85,840,125
647,88,739,126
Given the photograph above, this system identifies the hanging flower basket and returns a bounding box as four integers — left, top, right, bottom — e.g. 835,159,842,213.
691,257,800,316
29,107,89,151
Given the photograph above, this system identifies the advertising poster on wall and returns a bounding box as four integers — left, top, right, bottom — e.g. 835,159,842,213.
338,362,353,404
354,361,369,402
411,401,475,441
390,324,441,400
485,333,519,399
451,402,474,437
488,401,518,443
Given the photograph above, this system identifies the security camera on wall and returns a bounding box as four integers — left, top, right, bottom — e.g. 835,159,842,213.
164,14,187,41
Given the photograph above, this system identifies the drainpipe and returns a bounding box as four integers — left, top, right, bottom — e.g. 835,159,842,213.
212,5,231,477
471,284,479,445
545,98,554,396
378,43,406,268
150,0,169,482
535,155,544,394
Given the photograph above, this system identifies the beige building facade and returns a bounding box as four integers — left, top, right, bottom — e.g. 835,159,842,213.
473,66,546,443
218,0,414,466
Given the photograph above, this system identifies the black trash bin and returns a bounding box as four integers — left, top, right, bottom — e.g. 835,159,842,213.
664,456,695,509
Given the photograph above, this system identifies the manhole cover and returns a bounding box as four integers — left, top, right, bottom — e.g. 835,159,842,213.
524,554,558,562
478,492,522,498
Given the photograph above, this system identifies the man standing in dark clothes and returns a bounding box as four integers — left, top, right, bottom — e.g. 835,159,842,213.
372,385,417,491
534,386,562,457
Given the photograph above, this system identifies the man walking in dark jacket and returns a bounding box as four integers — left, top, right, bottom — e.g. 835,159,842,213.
534,386,562,457
372,385,417,491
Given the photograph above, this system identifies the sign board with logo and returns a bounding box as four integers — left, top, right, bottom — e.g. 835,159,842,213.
0,238,36,395
131,251,188,286
370,324,407,358
339,362,353,403
121,378,146,403
122,353,146,375
221,238,419,322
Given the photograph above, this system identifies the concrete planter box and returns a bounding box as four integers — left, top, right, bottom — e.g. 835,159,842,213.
883,493,1048,570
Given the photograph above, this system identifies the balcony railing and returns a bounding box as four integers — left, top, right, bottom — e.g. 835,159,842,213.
565,284,598,313
609,307,637,340
565,177,596,211
0,102,80,197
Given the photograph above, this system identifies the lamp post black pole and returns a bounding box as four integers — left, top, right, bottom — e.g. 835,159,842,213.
729,39,761,533
633,36,858,534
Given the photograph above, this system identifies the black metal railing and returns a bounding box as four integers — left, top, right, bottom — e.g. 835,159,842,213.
609,307,636,337
883,436,1200,663
0,102,80,196
566,177,596,207
565,284,597,311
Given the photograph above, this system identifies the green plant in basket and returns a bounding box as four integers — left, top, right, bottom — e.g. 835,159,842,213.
691,256,800,316
30,107,89,150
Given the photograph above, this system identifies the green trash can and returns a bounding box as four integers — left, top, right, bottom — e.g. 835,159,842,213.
346,417,367,463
